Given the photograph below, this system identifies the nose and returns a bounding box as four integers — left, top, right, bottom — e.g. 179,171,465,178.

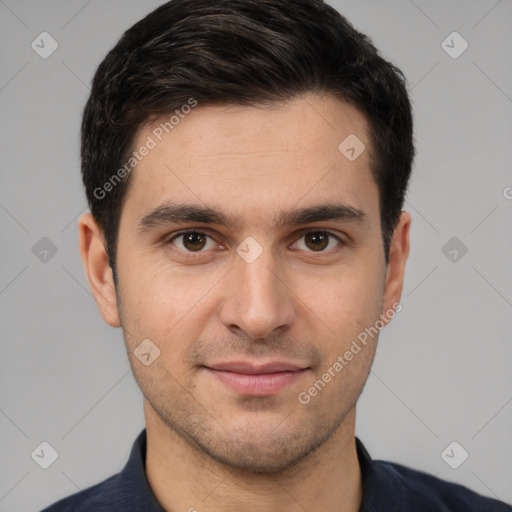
217,244,296,340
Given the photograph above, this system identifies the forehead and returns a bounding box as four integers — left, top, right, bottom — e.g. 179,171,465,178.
122,94,379,229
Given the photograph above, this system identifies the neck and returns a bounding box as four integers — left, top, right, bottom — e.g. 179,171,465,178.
144,401,363,512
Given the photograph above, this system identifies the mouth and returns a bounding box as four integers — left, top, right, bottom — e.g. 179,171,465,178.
202,361,311,396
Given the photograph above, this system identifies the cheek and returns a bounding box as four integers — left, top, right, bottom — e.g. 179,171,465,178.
118,265,216,353
297,261,384,336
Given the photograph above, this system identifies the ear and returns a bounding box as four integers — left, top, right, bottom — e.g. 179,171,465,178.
380,211,411,322
78,213,121,327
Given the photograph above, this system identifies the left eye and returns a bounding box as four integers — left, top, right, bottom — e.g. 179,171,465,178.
293,231,342,252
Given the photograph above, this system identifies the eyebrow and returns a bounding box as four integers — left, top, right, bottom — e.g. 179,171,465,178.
136,201,368,233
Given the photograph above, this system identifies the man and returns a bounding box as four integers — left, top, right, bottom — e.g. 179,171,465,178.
41,0,511,510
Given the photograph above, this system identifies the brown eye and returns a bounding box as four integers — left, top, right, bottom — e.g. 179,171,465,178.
181,232,207,251
304,232,329,251
168,231,215,253
293,231,342,253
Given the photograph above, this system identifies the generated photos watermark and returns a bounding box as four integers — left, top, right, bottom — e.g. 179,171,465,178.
93,98,198,200
298,301,403,405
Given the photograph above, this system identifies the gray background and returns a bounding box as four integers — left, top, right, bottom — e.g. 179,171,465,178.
1,1,511,511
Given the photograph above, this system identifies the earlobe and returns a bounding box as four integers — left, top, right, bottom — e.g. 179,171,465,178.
381,211,411,323
78,213,121,328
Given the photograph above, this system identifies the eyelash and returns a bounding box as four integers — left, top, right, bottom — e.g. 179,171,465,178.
163,229,346,259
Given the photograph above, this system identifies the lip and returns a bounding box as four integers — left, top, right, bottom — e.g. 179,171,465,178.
207,361,306,374
203,361,310,396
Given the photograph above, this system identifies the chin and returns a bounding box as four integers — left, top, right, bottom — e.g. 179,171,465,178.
193,424,333,474
207,444,309,474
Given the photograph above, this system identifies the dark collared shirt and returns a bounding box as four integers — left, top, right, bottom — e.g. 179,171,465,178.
41,429,511,511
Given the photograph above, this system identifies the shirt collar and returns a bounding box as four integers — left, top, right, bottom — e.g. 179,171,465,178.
119,429,166,511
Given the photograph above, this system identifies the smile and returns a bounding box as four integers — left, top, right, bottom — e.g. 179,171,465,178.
203,362,310,396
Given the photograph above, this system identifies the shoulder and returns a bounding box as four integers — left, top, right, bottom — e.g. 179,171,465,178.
356,437,510,511
38,430,158,512
39,474,120,512
374,459,511,511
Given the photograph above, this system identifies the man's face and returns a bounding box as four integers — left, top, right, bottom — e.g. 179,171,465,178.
96,94,407,472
